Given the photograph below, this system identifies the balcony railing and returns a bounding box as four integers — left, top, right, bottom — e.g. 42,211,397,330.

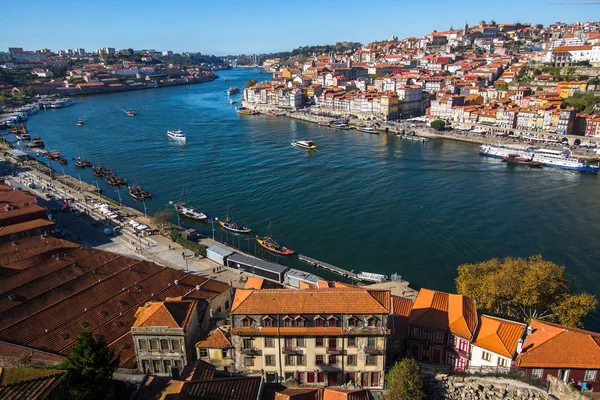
242,347,262,356
365,346,385,355
326,347,346,355
282,347,303,355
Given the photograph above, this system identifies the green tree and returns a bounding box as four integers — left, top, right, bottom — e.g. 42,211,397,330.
60,331,120,400
456,255,597,328
244,78,257,88
383,358,424,400
430,119,446,130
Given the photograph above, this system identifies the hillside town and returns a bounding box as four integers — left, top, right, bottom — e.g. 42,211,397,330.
243,21,600,139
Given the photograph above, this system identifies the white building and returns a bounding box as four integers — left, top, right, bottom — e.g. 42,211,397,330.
469,315,526,372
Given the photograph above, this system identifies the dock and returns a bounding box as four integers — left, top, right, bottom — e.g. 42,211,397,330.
298,254,362,281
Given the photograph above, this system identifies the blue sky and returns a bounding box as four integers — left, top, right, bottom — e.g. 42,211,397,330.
2,0,599,55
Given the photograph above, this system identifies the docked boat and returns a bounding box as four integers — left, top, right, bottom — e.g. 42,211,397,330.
129,185,152,200
357,126,379,134
176,203,207,221
28,137,44,148
479,144,531,159
267,112,279,117
50,98,74,108
167,129,186,141
318,121,330,127
218,206,251,233
106,176,121,186
13,112,28,122
75,157,92,168
58,156,68,165
236,107,257,115
256,222,294,255
77,118,84,126
21,104,40,115
292,139,317,150
357,271,388,283
331,122,350,129
46,150,60,160
127,109,136,117
227,86,240,96
16,132,31,141
531,148,600,173
92,166,104,177
503,154,542,168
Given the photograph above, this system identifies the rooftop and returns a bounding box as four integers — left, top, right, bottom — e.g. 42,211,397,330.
133,300,197,329
472,315,526,358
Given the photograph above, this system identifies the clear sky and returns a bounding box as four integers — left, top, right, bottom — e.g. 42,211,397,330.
2,0,599,55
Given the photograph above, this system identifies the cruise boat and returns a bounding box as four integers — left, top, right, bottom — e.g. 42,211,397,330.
129,185,152,200
127,109,136,117
50,98,74,108
236,107,258,115
218,205,251,233
531,148,600,173
479,144,531,159
357,126,379,134
77,118,84,126
227,86,240,96
292,139,317,150
167,129,186,141
19,104,40,115
176,203,207,221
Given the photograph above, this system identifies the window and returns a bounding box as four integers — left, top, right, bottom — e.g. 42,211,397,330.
283,316,293,327
160,339,169,351
497,357,508,367
327,318,338,327
265,355,275,366
316,355,324,365
263,318,273,327
366,355,377,366
316,337,324,347
297,338,305,347
243,338,252,349
348,317,357,327
412,327,421,338
171,339,181,352
317,372,325,382
482,351,491,361
315,317,325,327
138,339,148,350
242,318,251,327
297,354,305,365
367,337,376,347
348,354,356,365
584,370,597,381
244,357,254,367
142,360,150,373
285,354,294,366
222,349,229,358
199,349,208,358
329,355,337,365
367,317,377,327
298,372,306,383
434,331,443,343
294,317,305,327
423,329,432,341
328,338,337,349
531,368,544,379
307,372,315,383
264,337,274,348
163,360,172,373
149,339,159,351
348,337,356,347
152,360,161,373
458,340,469,353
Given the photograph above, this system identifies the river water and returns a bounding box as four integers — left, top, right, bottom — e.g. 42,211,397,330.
18,68,600,327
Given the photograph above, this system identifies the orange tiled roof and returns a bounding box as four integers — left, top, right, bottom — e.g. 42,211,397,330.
196,328,231,349
391,296,413,317
552,45,592,53
516,319,600,368
408,288,477,339
133,300,196,329
231,288,390,315
472,315,526,358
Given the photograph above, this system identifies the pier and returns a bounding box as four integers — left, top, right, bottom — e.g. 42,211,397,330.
298,254,361,281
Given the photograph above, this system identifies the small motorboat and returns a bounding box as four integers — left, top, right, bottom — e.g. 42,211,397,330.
77,118,84,126
127,109,136,117
292,140,317,150
176,203,207,220
129,185,152,200
318,121,330,127
503,154,543,168
16,132,31,141
230,99,237,104
46,150,60,160
167,129,186,142
357,126,379,134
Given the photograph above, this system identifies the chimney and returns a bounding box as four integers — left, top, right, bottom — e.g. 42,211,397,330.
516,338,524,354
526,325,533,335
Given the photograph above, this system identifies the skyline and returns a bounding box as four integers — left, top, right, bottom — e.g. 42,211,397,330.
3,0,600,55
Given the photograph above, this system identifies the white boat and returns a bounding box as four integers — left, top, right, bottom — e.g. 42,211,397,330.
357,126,379,134
331,122,350,129
50,98,74,108
479,144,531,159
227,86,240,96
12,112,28,122
176,203,207,220
291,140,317,150
531,148,600,173
167,129,186,141
230,99,237,104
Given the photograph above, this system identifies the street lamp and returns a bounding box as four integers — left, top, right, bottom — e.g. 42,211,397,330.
211,217,218,241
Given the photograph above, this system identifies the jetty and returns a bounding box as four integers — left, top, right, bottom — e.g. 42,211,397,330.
298,254,363,281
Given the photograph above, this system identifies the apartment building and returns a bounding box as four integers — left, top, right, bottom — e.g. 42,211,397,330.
230,288,391,388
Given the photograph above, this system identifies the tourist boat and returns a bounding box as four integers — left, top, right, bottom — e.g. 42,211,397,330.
127,109,136,117
21,104,40,115
16,132,31,141
503,154,542,168
318,121,330,127
75,157,92,168
176,203,207,221
227,86,240,96
531,148,600,173
230,99,237,104
218,206,251,233
13,112,28,122
256,222,294,255
357,126,379,134
236,107,258,115
129,185,152,200
58,156,68,165
92,166,104,177
50,98,74,108
106,176,121,186
77,118,84,126
167,129,186,141
267,112,279,117
292,140,317,150
46,150,60,160
28,137,44,148
331,122,350,129
479,144,531,159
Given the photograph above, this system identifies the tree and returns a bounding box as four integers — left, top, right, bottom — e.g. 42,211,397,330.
383,358,424,400
152,206,173,230
456,255,597,328
60,331,120,400
430,119,446,131
244,78,257,88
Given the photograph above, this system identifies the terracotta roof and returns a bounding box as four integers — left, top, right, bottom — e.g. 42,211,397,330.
244,277,282,289
552,45,592,53
231,288,390,315
472,315,526,358
324,387,370,400
0,367,65,400
391,296,413,317
516,319,600,368
133,300,196,328
180,359,216,381
170,376,263,400
408,288,477,339
196,327,231,349
0,218,54,237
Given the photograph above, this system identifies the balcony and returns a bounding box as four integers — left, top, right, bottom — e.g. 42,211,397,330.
326,347,346,355
242,347,262,356
282,347,303,355
365,346,385,355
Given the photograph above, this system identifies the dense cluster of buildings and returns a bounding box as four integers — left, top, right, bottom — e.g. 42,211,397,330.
244,21,600,136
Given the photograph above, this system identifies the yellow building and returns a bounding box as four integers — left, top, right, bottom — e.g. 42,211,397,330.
557,81,587,99
196,327,234,372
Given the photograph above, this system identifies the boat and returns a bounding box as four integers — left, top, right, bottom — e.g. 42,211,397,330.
479,144,531,159
236,107,258,115
503,154,542,167
397,130,429,142
127,109,136,117
92,166,104,177
77,118,84,126
75,157,92,168
357,126,379,134
21,104,40,115
129,185,152,200
267,112,279,117
176,203,207,221
331,122,350,129
318,121,330,127
227,86,240,96
28,137,44,148
256,222,294,255
46,150,60,160
15,132,31,141
230,99,237,105
218,206,251,233
167,129,186,141
50,98,74,108
292,139,317,150
106,176,120,186
58,156,68,165
531,148,600,173
13,112,28,122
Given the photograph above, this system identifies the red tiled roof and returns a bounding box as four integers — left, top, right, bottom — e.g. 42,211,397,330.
196,327,231,349
472,315,526,358
552,45,592,53
133,300,196,328
0,219,54,237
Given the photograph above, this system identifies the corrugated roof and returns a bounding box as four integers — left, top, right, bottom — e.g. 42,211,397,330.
472,315,526,358
228,253,289,274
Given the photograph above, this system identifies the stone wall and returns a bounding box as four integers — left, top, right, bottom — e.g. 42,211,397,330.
424,374,552,400
547,376,591,400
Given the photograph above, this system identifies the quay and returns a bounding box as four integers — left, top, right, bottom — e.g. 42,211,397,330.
298,254,360,280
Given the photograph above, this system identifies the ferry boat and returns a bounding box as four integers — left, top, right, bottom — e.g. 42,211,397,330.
531,148,600,173
129,185,152,200
127,109,136,117
479,144,531,159
236,107,258,115
227,86,240,96
77,118,84,126
167,129,186,141
218,206,251,233
176,203,207,221
292,139,317,150
503,154,542,168
357,126,379,134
